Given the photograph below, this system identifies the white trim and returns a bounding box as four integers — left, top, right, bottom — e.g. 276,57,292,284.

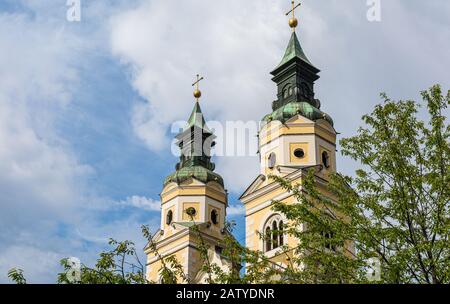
241,168,304,203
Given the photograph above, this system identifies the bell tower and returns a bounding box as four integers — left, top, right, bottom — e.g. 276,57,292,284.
240,1,339,267
271,31,321,111
145,75,234,283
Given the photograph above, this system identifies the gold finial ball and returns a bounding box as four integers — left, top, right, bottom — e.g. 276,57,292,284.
193,89,202,99
289,17,298,28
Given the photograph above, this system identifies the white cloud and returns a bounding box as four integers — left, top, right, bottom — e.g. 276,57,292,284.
109,0,288,134
0,4,157,283
216,156,259,195
119,196,161,212
227,204,246,216
0,245,62,284
0,10,92,224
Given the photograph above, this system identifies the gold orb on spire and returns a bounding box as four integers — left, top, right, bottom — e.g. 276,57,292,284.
289,17,298,28
286,1,301,31
193,89,202,99
192,74,204,101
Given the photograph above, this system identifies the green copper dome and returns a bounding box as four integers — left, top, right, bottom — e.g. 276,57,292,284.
262,101,334,126
164,165,224,187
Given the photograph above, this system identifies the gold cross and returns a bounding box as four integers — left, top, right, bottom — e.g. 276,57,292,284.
192,74,204,101
192,74,204,90
286,0,301,17
286,1,301,31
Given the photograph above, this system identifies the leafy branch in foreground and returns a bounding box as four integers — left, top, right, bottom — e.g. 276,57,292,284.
271,84,449,284
57,238,147,284
8,268,27,284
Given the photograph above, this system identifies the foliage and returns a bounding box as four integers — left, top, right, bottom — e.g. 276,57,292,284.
57,239,147,284
271,84,449,283
8,268,27,284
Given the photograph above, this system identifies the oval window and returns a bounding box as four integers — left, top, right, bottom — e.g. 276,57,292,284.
211,209,218,225
268,152,276,169
293,148,305,159
166,210,173,225
322,151,330,168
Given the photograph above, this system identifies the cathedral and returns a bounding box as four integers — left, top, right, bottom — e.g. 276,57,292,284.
145,1,340,283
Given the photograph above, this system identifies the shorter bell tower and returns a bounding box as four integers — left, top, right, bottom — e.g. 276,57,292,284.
145,75,234,283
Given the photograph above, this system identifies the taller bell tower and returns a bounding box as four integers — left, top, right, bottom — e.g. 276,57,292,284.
240,1,339,266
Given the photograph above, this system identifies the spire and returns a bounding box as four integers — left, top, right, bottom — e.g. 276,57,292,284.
269,29,320,112
185,101,212,134
260,1,333,126
164,76,223,187
273,31,314,72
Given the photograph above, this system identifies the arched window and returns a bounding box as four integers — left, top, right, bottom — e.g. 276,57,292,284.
166,210,173,225
265,226,272,252
282,84,294,99
263,215,285,252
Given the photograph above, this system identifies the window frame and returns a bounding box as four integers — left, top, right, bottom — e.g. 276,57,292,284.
263,214,286,254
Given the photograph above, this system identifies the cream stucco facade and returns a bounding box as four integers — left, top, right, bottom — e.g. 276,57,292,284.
241,114,339,269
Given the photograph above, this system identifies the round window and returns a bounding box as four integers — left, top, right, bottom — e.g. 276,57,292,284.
322,151,330,168
186,207,197,217
293,148,305,158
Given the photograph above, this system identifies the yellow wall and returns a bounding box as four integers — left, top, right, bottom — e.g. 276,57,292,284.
289,142,310,164
182,202,200,221
260,117,336,148
146,228,230,283
147,177,231,284
242,115,351,270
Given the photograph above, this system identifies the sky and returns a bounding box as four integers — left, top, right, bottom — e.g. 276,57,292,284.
0,0,448,283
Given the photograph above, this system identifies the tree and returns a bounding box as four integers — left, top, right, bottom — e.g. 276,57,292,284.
56,239,147,284
271,84,449,283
